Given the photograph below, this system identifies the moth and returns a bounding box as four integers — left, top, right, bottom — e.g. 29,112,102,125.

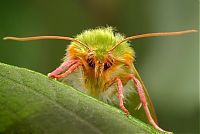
4,27,197,133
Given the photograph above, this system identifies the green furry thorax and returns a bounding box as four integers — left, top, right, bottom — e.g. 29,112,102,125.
72,27,135,61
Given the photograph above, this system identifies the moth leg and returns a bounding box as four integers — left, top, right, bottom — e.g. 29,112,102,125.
105,77,129,115
127,74,171,133
52,61,80,79
48,59,79,78
116,77,129,115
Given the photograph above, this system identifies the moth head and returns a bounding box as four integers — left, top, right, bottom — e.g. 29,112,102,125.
86,50,115,77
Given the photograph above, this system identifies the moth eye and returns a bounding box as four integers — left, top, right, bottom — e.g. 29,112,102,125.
104,62,112,70
87,58,95,68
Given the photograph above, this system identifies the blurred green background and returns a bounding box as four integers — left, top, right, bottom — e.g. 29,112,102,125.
0,0,198,133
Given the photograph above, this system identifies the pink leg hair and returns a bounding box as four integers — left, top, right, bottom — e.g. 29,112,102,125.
53,62,80,79
48,59,79,78
128,74,171,133
115,77,129,115
104,77,129,115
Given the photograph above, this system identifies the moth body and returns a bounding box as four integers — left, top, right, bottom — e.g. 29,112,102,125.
66,28,134,99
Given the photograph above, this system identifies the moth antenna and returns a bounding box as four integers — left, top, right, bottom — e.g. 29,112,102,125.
109,29,198,52
3,36,91,50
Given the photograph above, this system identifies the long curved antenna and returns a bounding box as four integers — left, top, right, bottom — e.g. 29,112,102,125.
3,36,91,50
109,29,197,52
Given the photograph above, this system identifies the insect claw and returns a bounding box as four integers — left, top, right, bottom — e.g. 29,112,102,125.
47,73,58,80
120,104,129,116
47,73,52,78
125,111,130,116
122,108,129,116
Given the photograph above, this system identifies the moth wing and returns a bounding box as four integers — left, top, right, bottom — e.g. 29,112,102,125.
124,65,158,124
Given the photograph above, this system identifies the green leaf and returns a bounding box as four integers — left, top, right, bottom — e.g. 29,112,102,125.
0,63,162,134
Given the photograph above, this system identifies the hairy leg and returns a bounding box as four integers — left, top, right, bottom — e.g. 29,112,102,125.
105,77,129,115
53,62,80,79
127,74,171,133
48,59,79,78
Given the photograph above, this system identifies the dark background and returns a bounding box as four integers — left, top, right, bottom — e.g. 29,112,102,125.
0,0,198,133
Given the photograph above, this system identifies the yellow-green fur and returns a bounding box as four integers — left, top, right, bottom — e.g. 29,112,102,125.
67,27,135,97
